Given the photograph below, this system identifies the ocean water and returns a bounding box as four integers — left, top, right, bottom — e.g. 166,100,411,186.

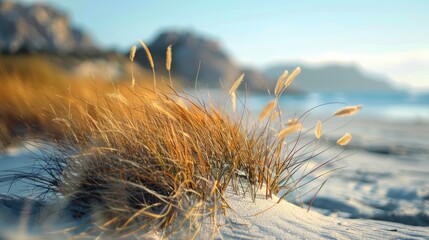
246,91,429,122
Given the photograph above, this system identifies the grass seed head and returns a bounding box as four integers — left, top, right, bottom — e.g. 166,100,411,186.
315,120,322,139
277,123,303,139
274,70,289,97
334,105,363,117
129,45,137,62
336,133,352,145
230,91,237,112
284,66,301,88
166,45,172,71
229,73,245,95
139,39,154,69
259,100,277,121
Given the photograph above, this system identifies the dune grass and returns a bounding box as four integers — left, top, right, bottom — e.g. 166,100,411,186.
0,44,360,239
0,53,157,148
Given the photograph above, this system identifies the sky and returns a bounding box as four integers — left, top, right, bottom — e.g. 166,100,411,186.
13,0,429,89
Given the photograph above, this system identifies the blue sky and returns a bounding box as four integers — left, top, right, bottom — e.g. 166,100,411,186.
14,0,429,89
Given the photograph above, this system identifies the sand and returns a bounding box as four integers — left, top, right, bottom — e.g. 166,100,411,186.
218,187,429,239
0,118,428,239
1,187,428,239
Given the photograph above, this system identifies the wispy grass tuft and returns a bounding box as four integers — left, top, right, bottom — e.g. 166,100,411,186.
0,44,360,239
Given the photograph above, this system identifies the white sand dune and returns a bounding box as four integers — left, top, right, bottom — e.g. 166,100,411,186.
298,117,429,227
1,189,428,239
218,188,429,240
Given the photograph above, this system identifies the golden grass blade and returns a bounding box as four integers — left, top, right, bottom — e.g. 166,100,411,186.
139,39,154,69
230,92,237,112
259,100,277,121
334,105,363,117
129,45,137,62
284,67,301,88
277,123,302,139
166,45,172,71
315,120,322,139
107,92,128,105
274,70,288,97
176,98,188,111
131,77,136,88
152,102,177,121
210,180,218,196
130,45,137,87
139,39,157,88
229,73,245,95
336,133,352,145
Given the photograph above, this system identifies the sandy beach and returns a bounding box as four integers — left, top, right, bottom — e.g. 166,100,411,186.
218,187,429,239
1,116,428,239
302,117,429,227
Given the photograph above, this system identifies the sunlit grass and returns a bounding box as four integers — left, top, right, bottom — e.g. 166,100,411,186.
0,44,358,239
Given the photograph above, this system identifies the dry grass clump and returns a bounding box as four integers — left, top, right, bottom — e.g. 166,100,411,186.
0,44,361,239
0,76,139,147
60,92,261,238
5,87,266,238
0,54,159,148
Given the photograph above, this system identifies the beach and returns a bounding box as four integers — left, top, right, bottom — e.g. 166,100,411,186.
1,108,428,239
300,117,429,227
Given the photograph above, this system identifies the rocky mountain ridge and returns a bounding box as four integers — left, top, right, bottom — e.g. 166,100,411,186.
0,0,96,54
134,31,274,91
134,31,394,92
1,1,395,92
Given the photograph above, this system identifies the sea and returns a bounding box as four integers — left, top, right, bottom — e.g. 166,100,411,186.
246,90,429,122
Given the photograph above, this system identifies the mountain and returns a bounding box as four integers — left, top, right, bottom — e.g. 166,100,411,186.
134,31,392,93
265,64,395,92
0,1,395,92
0,0,97,54
134,31,275,91
0,1,147,82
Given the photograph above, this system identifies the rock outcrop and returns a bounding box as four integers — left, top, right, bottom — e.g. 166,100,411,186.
0,0,96,54
135,31,274,91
